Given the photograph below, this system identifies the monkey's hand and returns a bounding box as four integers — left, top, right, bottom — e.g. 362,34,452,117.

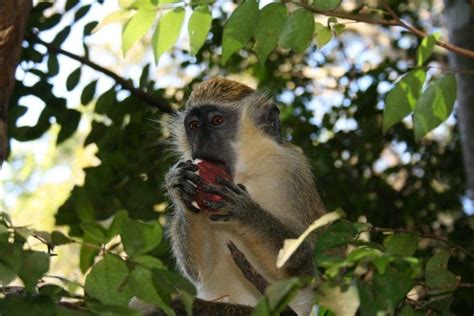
201,176,259,222
165,160,203,213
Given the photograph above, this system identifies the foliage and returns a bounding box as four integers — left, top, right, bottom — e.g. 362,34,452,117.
3,0,474,315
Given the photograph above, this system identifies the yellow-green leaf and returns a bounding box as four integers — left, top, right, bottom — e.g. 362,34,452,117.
92,9,132,33
383,69,426,132
279,8,314,53
416,32,441,66
188,6,212,56
413,74,456,141
315,22,332,48
221,0,259,64
152,7,185,63
122,8,156,55
253,3,288,64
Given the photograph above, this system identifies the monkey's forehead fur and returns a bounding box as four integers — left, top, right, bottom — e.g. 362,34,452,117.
186,78,271,110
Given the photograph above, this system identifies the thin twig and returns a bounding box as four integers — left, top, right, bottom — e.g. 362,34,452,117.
380,0,474,60
291,1,474,60
25,33,174,114
371,227,474,259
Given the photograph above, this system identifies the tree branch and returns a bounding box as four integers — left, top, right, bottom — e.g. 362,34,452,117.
25,33,175,114
371,227,474,259
291,1,474,60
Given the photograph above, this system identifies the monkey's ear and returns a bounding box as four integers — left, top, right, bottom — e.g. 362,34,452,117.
255,104,282,143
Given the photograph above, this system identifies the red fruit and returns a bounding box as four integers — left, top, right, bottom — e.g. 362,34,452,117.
193,160,231,211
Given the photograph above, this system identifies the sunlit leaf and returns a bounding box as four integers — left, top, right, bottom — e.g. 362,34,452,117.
188,5,212,56
383,69,426,132
315,22,332,48
413,74,456,141
221,0,259,64
317,284,360,316
253,3,288,64
152,7,185,63
92,9,132,33
277,211,343,268
122,8,156,55
279,8,314,53
416,32,441,66
332,23,346,35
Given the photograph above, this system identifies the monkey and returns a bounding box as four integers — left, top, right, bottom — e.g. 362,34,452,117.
130,78,327,315
156,78,328,315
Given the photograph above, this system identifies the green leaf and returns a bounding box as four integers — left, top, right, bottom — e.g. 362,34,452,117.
47,55,59,77
51,231,74,246
372,255,392,275
120,219,162,257
251,300,271,316
221,0,259,64
279,8,315,53
66,67,81,91
314,220,358,254
265,277,302,314
81,80,98,105
313,0,341,11
152,7,185,63
383,233,419,257
425,250,457,295
413,74,457,141
79,237,100,273
74,4,91,22
128,266,175,316
107,209,129,240
18,250,50,291
416,32,441,66
188,5,212,56
346,246,381,262
0,263,17,284
383,69,426,132
57,109,81,144
84,21,98,36
315,22,332,48
52,26,71,46
118,0,135,8
332,23,346,35
122,8,156,55
85,254,134,306
80,222,107,244
253,3,288,64
151,269,196,304
133,255,165,270
95,86,117,114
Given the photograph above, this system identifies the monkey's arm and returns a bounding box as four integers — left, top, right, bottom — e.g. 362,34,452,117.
202,177,314,277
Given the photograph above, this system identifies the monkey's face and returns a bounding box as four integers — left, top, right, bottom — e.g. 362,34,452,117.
184,105,239,176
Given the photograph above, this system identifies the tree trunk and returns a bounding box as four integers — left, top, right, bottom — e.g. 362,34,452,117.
0,0,32,166
443,0,474,202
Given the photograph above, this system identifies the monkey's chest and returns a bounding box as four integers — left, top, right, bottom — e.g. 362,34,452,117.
191,225,262,306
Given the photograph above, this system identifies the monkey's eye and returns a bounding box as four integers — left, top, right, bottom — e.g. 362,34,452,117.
211,115,225,126
188,120,200,130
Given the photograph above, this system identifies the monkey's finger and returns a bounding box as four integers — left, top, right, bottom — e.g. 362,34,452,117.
210,212,233,222
202,200,224,210
179,181,197,196
237,183,248,192
182,193,200,213
202,184,230,198
182,171,203,185
216,176,240,194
